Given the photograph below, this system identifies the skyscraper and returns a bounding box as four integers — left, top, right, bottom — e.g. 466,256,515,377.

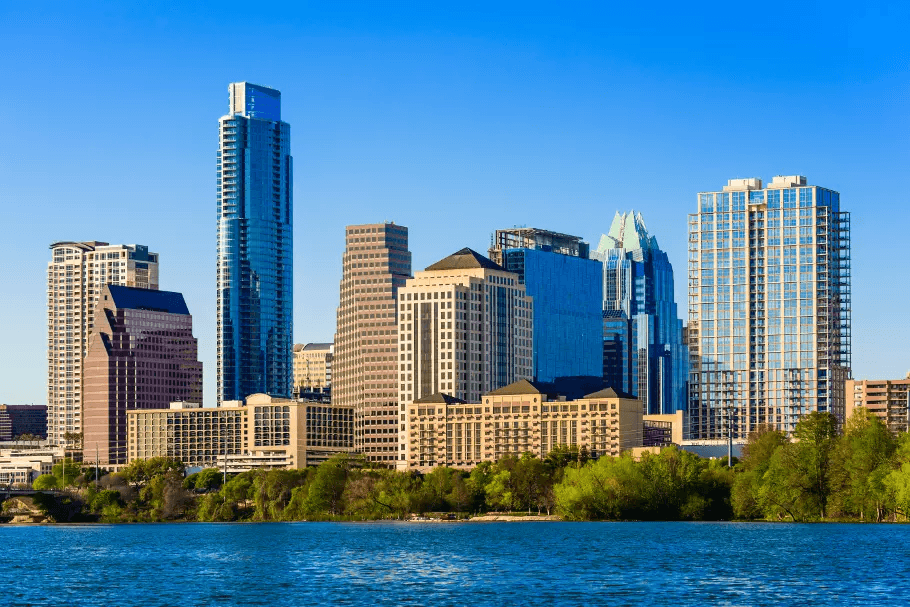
397,248,533,406
593,212,688,415
82,285,202,465
47,241,159,447
488,228,602,383
334,223,411,465
687,176,851,439
217,82,293,403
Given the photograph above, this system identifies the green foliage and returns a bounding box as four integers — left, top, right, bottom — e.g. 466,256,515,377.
184,468,225,492
33,474,59,490
52,458,81,487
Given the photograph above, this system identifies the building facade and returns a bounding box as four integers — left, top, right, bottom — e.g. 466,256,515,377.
47,241,159,447
82,285,203,465
293,343,333,396
0,405,48,441
402,380,643,471
489,228,602,383
397,248,533,406
334,223,412,465
687,176,851,439
846,377,910,435
217,82,293,403
127,394,353,470
593,211,688,415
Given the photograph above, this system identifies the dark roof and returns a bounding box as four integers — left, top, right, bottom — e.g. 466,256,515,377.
583,386,636,400
107,285,190,315
425,248,504,271
486,379,551,396
414,393,468,405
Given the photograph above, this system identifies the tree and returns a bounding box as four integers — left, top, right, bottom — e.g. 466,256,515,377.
791,411,839,519
33,474,58,490
830,409,895,520
52,458,81,487
732,425,788,519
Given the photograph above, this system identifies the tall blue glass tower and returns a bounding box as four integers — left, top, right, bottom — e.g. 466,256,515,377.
490,228,602,383
594,212,688,415
217,82,293,402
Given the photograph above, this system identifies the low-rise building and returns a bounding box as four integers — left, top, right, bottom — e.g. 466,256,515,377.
127,394,353,470
401,379,644,471
0,448,64,487
846,377,910,434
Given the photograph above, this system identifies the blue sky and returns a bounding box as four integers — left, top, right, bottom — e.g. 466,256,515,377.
1,1,908,405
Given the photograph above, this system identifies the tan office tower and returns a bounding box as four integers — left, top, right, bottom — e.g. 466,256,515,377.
334,223,411,465
398,248,534,405
47,242,159,448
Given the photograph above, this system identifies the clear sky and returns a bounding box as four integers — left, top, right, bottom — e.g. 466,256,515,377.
1,1,908,406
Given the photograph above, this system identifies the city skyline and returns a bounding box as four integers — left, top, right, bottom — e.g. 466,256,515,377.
2,3,908,406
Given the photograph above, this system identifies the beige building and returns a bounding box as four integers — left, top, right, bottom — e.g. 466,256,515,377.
293,343,333,395
334,223,412,466
0,448,64,488
397,248,533,406
47,241,159,447
127,394,353,470
846,377,910,434
401,380,643,471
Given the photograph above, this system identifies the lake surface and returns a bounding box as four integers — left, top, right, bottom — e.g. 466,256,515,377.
2,521,908,605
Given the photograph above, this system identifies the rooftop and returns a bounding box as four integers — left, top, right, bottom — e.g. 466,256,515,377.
425,248,504,272
107,285,190,315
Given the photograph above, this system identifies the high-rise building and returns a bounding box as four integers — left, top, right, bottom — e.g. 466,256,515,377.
845,377,909,435
82,285,202,465
489,228,602,383
593,212,688,415
397,248,533,406
47,241,159,447
293,343,333,396
216,82,293,403
334,223,411,465
0,405,47,441
687,176,851,439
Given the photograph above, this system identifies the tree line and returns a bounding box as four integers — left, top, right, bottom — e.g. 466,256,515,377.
14,407,910,523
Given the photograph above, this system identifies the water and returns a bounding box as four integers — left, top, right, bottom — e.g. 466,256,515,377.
2,521,908,605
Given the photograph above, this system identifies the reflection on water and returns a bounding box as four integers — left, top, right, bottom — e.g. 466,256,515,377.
4,522,910,606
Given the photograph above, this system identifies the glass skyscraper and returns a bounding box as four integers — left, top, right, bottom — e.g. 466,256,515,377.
594,212,688,415
217,82,293,402
687,176,851,439
489,228,602,383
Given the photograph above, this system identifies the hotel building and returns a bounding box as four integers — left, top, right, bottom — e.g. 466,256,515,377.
127,394,353,470
334,223,411,465
47,241,159,447
687,176,851,439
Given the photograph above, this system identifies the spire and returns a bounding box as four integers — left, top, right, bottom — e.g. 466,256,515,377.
597,210,654,253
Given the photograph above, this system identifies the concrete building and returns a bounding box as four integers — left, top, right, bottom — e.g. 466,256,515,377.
47,241,159,447
217,82,293,403
488,228,603,383
687,176,851,439
397,247,533,407
0,405,48,441
83,285,202,465
0,448,64,488
593,211,688,415
127,394,353,470
846,376,910,434
334,223,412,466
293,343,333,396
401,379,643,471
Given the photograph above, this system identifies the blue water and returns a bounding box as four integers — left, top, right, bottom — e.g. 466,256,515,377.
2,522,908,605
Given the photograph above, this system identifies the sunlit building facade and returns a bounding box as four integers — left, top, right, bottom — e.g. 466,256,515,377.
687,176,851,439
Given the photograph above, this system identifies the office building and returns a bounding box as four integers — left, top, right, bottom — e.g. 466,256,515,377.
47,241,159,447
217,82,293,403
293,343,333,396
334,223,411,465
0,405,47,441
846,376,910,435
593,211,688,415
127,395,353,470
489,228,602,382
397,248,533,406
82,285,202,465
402,379,643,471
687,176,851,439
